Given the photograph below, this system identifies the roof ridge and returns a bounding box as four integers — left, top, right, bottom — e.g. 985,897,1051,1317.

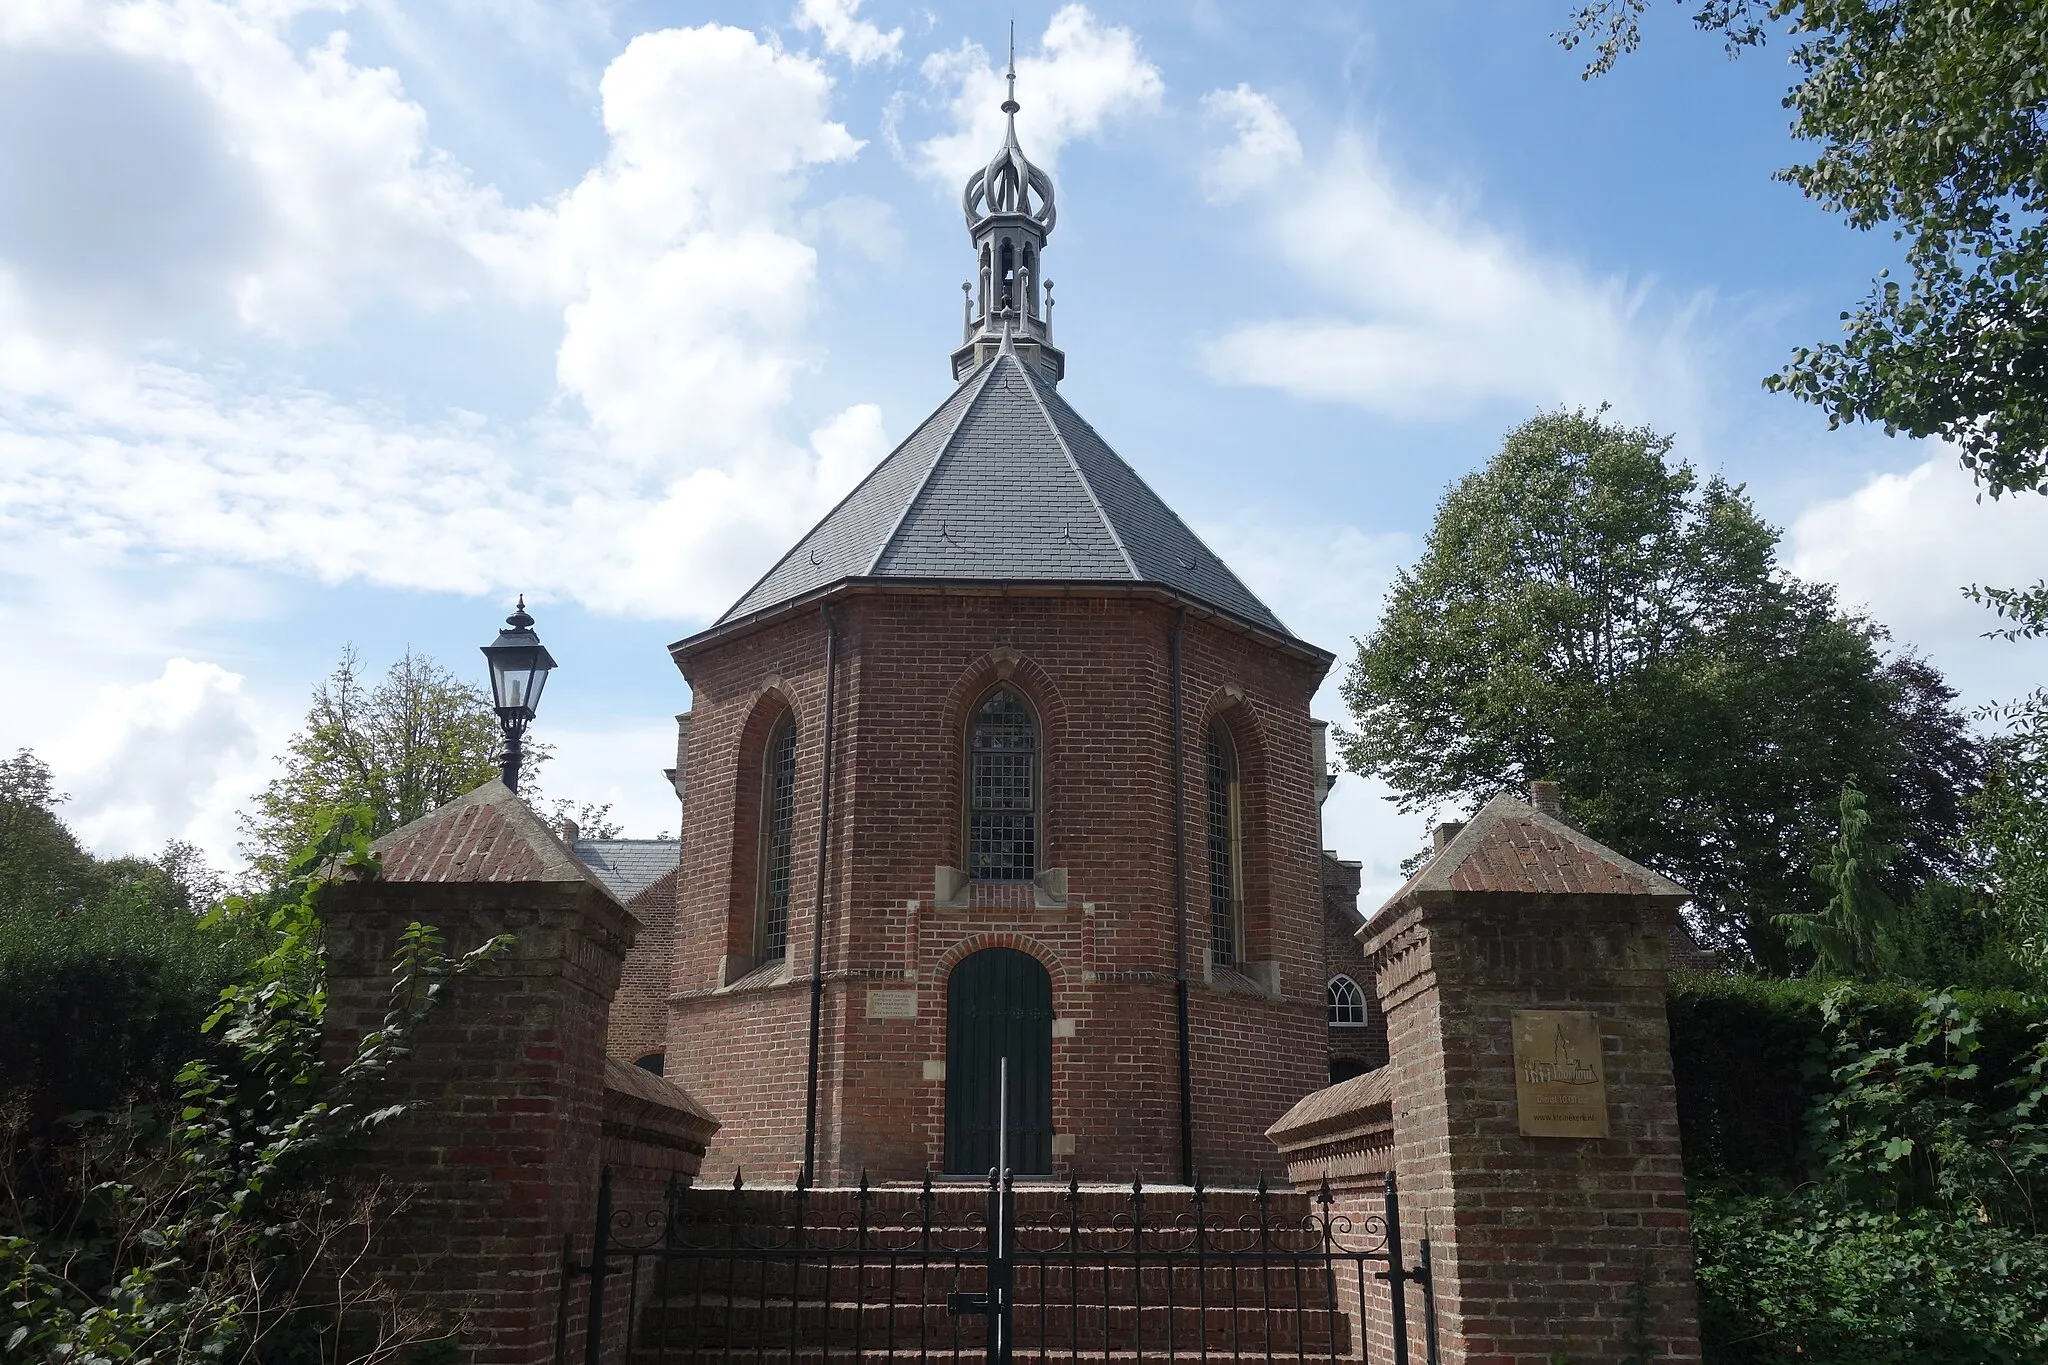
865,355,1006,575
1035,382,1295,639
1016,359,1141,581
718,372,985,621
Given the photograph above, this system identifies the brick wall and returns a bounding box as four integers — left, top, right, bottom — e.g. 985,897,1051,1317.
609,866,678,1067
321,876,631,1365
320,782,722,1365
1354,794,1701,1365
1322,852,1389,1083
667,586,1332,1184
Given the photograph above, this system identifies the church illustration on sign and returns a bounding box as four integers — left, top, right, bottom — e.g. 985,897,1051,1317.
577,66,1389,1186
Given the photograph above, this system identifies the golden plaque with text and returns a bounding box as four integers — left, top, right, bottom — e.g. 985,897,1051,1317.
1512,1010,1609,1138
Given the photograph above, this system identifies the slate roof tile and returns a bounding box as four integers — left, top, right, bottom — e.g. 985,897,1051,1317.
716,353,1293,638
572,838,681,903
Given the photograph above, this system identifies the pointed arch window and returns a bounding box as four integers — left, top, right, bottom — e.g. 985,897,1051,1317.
968,688,1037,882
1328,976,1368,1027
1205,724,1242,966
758,716,798,958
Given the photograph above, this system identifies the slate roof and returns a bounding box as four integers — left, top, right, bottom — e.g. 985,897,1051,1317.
572,838,680,904
717,350,1294,638
373,780,618,899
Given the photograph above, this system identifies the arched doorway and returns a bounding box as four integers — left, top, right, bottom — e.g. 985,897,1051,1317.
945,947,1053,1175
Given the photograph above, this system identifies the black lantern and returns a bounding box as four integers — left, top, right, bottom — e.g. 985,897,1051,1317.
480,595,556,791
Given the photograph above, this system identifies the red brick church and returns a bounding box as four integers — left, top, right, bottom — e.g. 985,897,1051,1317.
604,82,1385,1187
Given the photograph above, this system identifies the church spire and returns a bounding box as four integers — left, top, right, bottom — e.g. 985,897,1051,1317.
952,32,1065,385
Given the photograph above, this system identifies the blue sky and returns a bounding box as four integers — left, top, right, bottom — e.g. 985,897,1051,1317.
3,0,2043,907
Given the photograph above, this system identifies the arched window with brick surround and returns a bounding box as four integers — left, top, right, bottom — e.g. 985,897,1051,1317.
757,714,799,958
1206,723,1243,966
967,688,1037,882
1328,976,1367,1026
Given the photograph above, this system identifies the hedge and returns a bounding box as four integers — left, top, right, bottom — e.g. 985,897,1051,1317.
1668,968,2048,1185
0,899,258,1122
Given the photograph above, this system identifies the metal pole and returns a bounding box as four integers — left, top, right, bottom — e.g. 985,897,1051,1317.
1419,1231,1441,1365
1383,1169,1410,1365
1169,611,1194,1184
801,605,839,1187
500,717,526,792
582,1167,613,1365
994,1057,1011,1365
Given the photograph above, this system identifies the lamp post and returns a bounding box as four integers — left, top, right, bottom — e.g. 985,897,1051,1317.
481,595,557,793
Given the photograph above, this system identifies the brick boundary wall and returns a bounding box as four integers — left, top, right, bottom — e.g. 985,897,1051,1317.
1270,789,1703,1365
1266,1069,1402,1362
322,876,628,1365
321,781,721,1365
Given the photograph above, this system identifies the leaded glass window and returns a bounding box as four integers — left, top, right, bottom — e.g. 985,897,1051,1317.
1328,976,1367,1026
969,689,1037,881
759,717,798,958
1206,725,1241,966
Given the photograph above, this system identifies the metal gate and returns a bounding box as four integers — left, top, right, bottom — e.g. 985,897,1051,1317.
558,1166,1438,1365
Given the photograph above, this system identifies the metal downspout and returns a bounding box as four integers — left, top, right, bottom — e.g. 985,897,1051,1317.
1170,609,1195,1185
801,604,839,1187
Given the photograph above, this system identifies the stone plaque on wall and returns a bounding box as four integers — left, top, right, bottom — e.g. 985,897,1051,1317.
866,988,918,1020
1511,1010,1609,1138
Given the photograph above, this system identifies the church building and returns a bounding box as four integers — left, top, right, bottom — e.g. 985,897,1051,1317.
660,75,1348,1186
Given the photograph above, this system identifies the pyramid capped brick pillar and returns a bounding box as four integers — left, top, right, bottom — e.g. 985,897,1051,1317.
320,780,708,1365
1361,789,1701,1365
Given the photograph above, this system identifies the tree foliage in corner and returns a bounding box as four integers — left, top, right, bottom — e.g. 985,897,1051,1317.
1563,0,2048,505
1338,409,1982,971
240,649,508,882
2,808,510,1363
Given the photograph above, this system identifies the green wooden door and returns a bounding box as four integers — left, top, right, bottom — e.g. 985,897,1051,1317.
944,948,1053,1175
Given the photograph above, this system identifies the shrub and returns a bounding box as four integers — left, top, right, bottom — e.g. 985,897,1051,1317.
1688,984,2048,1363
1668,970,2047,1185
0,810,511,1364
0,899,259,1120
1691,1190,2048,1364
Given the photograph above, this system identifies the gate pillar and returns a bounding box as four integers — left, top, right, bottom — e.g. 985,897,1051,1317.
1358,785,1700,1365
318,780,644,1365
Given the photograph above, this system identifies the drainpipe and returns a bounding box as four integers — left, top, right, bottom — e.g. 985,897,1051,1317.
801,604,840,1188
1169,610,1195,1185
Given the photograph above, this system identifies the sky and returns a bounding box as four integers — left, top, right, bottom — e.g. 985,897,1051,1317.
2,0,2044,909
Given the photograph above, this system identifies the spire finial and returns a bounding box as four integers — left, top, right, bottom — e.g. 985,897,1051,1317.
1003,20,1018,114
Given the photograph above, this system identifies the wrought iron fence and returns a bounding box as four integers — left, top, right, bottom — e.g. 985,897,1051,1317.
559,1166,1437,1365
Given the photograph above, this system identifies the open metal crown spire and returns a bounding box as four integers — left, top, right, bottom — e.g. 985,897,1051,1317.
962,25,1056,230
953,33,1063,384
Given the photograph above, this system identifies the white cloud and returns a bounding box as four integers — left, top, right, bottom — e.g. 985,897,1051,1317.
0,0,503,338
1200,84,1300,202
912,5,1163,183
0,11,894,622
1788,453,2048,686
524,25,861,460
1197,90,1703,424
41,658,266,861
793,0,902,67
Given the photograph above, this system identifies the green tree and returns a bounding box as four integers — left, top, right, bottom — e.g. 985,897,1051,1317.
240,648,509,882
1976,689,2048,970
1338,408,1980,970
0,752,96,918
1780,782,1901,979
1562,1,2048,504
1,810,510,1363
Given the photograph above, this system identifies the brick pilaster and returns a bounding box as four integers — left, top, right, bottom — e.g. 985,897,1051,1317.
1359,793,1701,1365
320,782,640,1365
